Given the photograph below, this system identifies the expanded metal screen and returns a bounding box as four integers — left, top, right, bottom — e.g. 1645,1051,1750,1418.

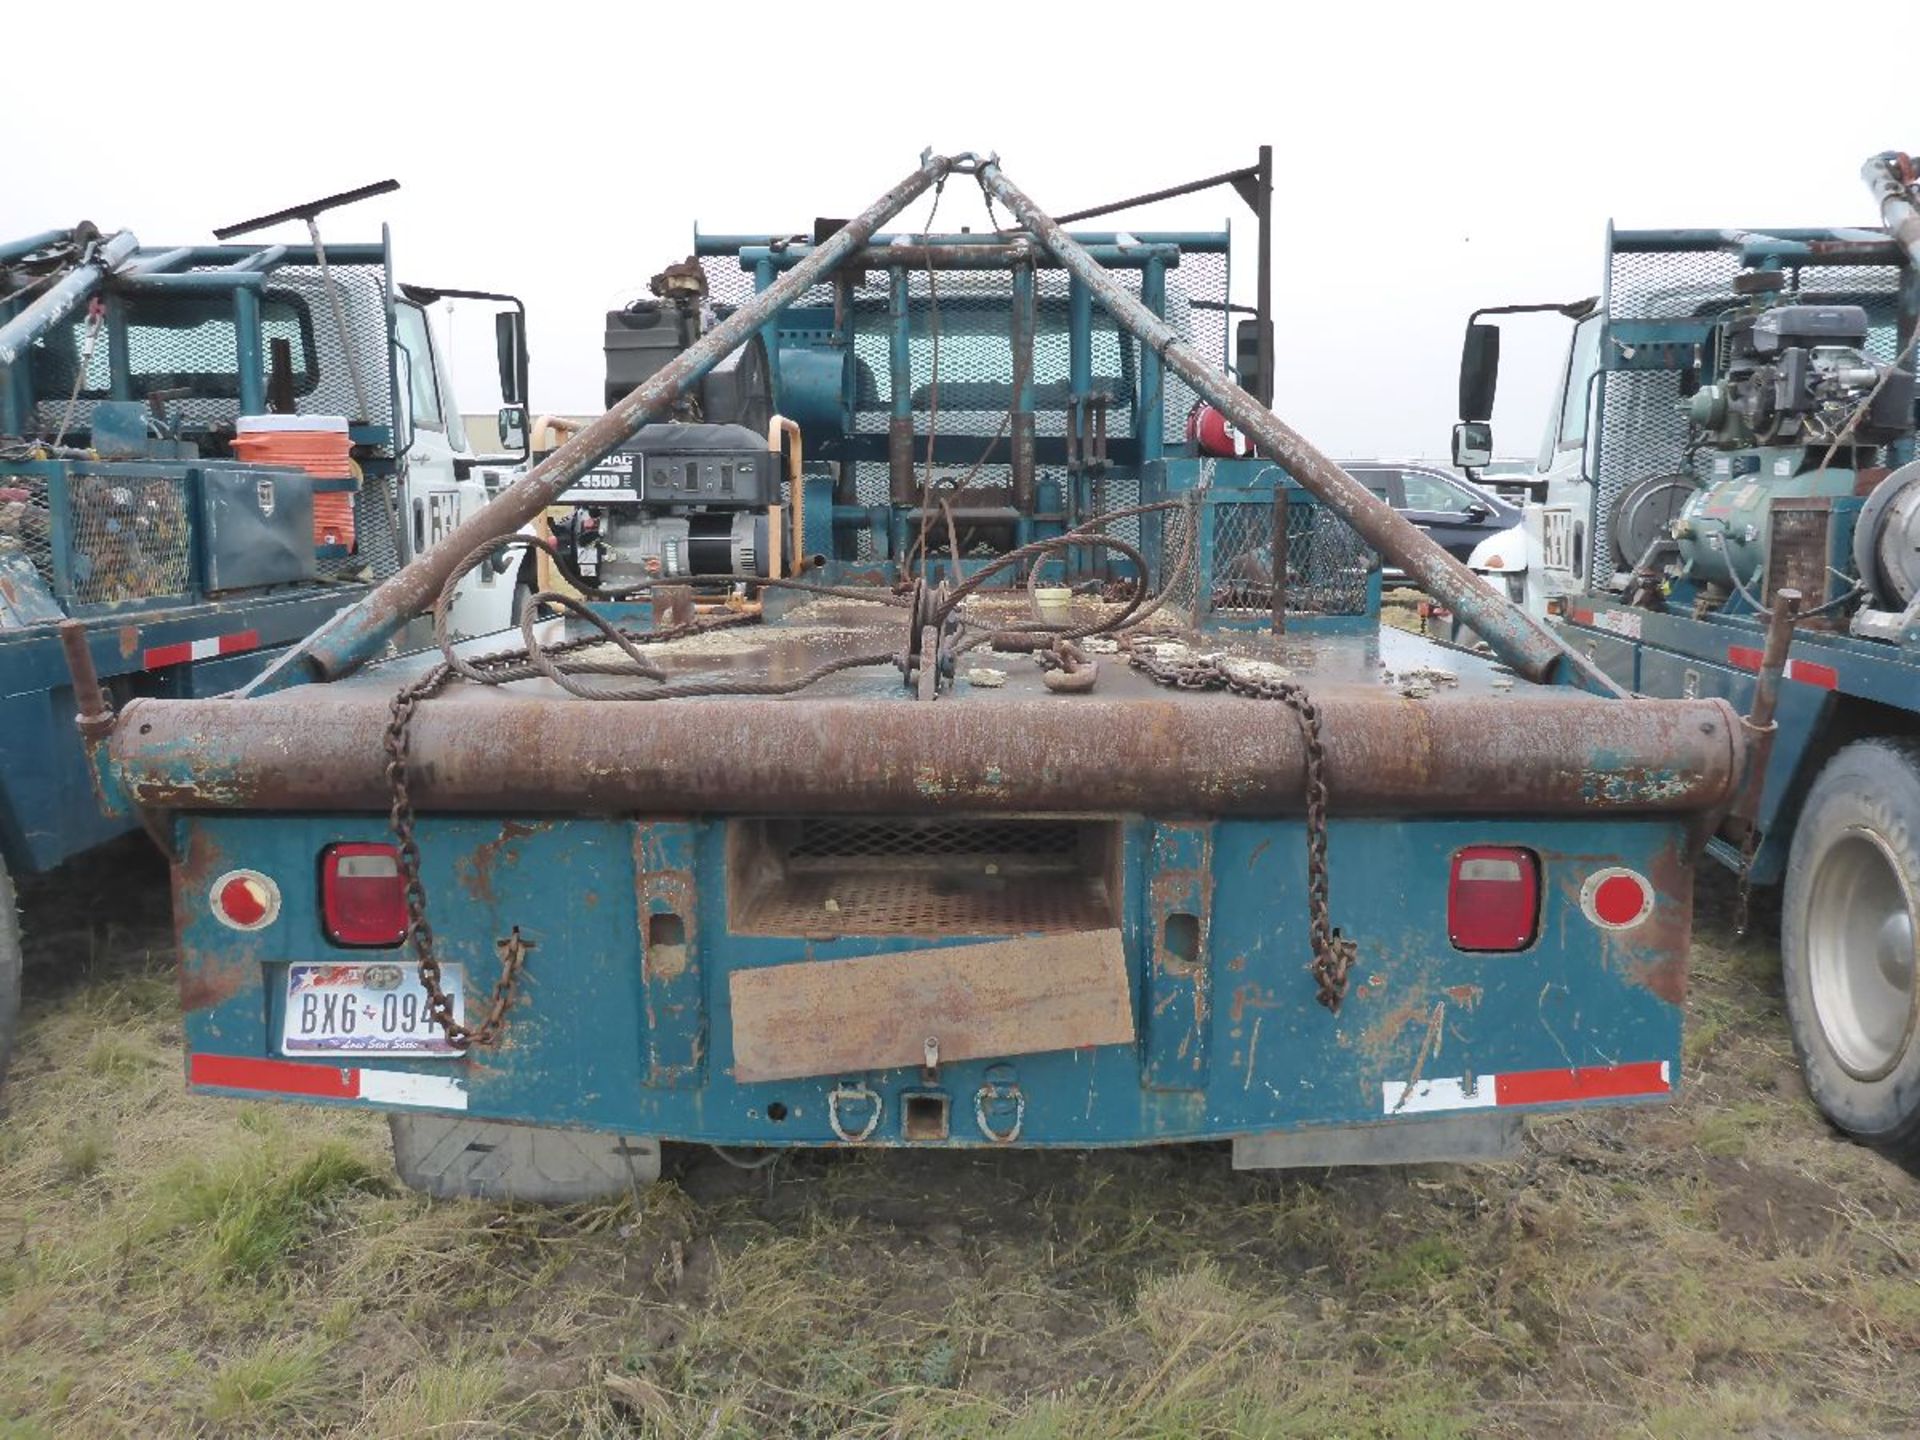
1159,493,1370,621
1592,369,1692,584
700,243,1227,439
702,239,1226,568
0,479,54,588
787,817,1083,865
63,470,192,605
26,262,394,451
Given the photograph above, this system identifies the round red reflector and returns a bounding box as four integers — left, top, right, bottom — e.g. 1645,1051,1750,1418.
211,870,279,931
1581,867,1653,930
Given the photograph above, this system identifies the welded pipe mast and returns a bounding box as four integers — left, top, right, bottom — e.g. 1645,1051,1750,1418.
1864,151,1920,268
978,161,1598,688
0,230,139,369
284,154,956,683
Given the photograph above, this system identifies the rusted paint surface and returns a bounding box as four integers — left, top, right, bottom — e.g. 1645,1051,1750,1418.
455,819,544,904
729,928,1135,1084
1142,822,1214,1090
111,634,1744,818
171,825,257,1013
1625,837,1696,1006
637,822,704,1088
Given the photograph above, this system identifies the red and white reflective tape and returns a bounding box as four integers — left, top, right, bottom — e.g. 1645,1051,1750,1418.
1726,644,1838,690
143,629,261,670
1383,1059,1671,1114
189,1053,467,1110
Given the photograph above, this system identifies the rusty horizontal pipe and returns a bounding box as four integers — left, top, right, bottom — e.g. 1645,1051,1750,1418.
976,160,1611,693
269,154,953,686
110,687,1742,817
734,241,1185,272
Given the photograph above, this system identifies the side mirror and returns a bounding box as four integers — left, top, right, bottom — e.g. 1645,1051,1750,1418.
1234,316,1270,402
1458,321,1501,422
495,309,528,406
498,404,527,452
1463,500,1492,522
1452,421,1493,469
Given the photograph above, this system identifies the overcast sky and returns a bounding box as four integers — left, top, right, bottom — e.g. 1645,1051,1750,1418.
8,0,1914,463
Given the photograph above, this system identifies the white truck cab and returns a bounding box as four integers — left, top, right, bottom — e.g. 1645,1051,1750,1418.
1457,302,1605,618
391,287,532,640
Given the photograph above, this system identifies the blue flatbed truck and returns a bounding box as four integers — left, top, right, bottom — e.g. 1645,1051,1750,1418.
77,153,1751,1200
1450,151,1920,1162
0,199,533,1081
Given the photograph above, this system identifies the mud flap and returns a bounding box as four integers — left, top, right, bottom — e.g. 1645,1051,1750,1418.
729,929,1135,1084
1231,1113,1528,1170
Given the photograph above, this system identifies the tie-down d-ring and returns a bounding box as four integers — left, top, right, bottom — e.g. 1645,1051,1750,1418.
974,1081,1026,1144
827,1082,882,1143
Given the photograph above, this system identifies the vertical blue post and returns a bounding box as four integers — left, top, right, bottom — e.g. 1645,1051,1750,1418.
888,266,914,561
105,295,132,402
1010,260,1037,550
1067,275,1094,566
1139,257,1166,464
233,286,263,416
753,256,782,409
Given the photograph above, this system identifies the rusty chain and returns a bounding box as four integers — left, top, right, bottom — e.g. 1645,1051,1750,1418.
1129,648,1358,1013
384,617,747,1048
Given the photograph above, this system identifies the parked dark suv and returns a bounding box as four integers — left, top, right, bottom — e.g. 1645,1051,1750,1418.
1340,460,1519,565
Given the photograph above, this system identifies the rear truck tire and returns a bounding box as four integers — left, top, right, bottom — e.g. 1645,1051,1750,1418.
388,1114,660,1203
1781,739,1920,1162
0,855,19,1093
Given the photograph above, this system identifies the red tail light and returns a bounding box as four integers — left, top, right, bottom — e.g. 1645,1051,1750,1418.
1448,846,1540,952
321,843,408,947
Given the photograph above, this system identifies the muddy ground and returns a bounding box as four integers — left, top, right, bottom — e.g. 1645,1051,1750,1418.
1,841,1916,1438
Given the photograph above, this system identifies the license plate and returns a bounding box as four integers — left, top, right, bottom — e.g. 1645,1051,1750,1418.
282,962,465,1056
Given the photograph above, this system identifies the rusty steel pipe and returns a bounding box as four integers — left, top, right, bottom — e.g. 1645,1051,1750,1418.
109,687,1741,817
1727,588,1800,835
1864,152,1920,268
976,161,1608,691
58,620,114,741
277,155,954,685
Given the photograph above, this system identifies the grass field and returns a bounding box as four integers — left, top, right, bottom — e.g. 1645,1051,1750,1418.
2,845,1917,1439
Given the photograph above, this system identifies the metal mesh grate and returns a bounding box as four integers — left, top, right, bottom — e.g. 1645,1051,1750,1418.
787,817,1083,865
313,472,404,582
736,871,1112,935
1592,370,1691,584
732,816,1114,934
0,476,56,586
1607,247,1740,322
64,471,192,604
702,251,1228,438
1159,495,1370,619
26,263,393,449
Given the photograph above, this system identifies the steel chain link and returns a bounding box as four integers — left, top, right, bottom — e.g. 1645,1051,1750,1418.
383,619,739,1047
1129,649,1358,1013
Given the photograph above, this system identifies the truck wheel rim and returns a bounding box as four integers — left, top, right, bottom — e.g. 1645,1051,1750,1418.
1808,827,1918,1081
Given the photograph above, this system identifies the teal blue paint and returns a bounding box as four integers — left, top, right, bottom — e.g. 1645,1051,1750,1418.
178,811,1690,1147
